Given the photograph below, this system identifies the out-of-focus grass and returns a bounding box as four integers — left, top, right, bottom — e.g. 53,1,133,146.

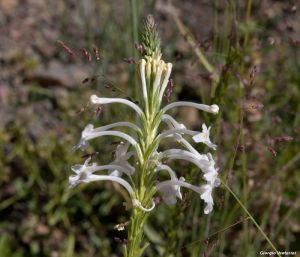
0,0,299,256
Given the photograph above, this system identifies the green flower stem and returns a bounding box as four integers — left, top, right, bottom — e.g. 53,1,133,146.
125,174,156,257
126,208,149,257
125,122,158,257
221,179,281,256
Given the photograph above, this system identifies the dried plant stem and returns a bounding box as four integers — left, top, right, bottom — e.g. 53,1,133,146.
172,15,215,74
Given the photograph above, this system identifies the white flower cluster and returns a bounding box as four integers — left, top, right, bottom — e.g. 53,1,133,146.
70,56,220,214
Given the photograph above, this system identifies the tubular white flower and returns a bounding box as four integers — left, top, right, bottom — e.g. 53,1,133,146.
162,114,186,130
155,164,182,204
70,157,133,179
157,179,204,196
202,153,220,186
71,164,133,176
90,95,143,116
89,122,141,134
158,128,198,141
155,162,218,214
192,124,217,150
139,59,148,103
162,102,219,114
158,63,173,103
69,158,134,194
203,169,220,187
73,124,138,151
146,58,152,80
74,174,134,194
177,137,200,155
162,149,211,171
109,143,135,176
200,184,214,214
152,60,164,96
156,177,205,205
163,149,219,183
161,115,201,154
155,164,177,180
83,131,137,146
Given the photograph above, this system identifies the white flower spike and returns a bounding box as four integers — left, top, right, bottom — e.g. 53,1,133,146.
69,16,221,257
70,17,220,225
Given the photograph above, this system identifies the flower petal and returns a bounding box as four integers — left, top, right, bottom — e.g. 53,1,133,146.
90,95,143,116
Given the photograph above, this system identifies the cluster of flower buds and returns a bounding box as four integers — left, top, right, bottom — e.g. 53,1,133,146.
70,16,220,214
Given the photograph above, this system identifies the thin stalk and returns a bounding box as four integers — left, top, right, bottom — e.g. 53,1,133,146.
125,208,149,257
239,85,249,254
210,216,250,239
172,15,215,74
129,0,139,100
221,2,230,55
212,0,219,64
243,0,252,48
221,179,281,256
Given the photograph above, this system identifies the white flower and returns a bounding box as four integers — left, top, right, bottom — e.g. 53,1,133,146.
192,124,217,150
155,165,183,205
161,149,212,172
157,179,183,205
202,153,220,187
69,157,96,187
90,95,143,116
109,143,135,177
156,166,205,206
200,184,214,214
162,114,186,131
69,157,156,212
72,124,138,151
162,102,219,115
157,149,219,213
69,157,134,193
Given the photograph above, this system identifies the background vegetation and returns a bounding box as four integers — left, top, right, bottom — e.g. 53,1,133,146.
0,0,299,256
